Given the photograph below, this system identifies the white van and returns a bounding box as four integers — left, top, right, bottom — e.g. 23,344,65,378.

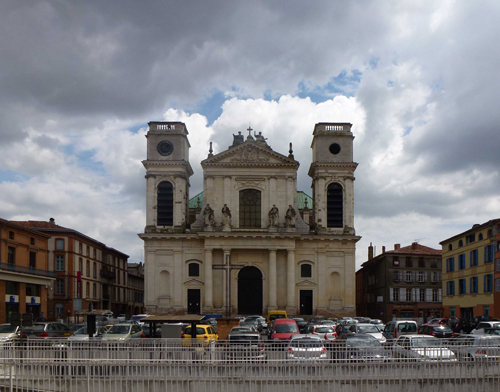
382,320,418,340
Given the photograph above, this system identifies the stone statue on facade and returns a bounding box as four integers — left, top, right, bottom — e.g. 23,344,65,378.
203,204,215,228
222,204,232,230
285,205,296,228
268,205,279,228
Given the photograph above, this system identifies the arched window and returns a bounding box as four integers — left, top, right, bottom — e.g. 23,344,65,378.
458,240,463,247
239,189,261,228
301,264,312,278
448,244,453,251
157,181,174,226
188,263,200,277
327,183,343,228
478,233,484,241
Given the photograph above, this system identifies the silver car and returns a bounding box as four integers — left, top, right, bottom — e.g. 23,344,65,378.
448,335,500,361
394,335,456,362
102,323,144,341
0,324,20,342
286,335,327,362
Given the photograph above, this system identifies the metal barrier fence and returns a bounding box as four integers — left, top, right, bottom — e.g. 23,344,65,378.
0,338,499,392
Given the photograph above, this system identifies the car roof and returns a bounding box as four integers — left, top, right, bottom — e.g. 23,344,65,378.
274,318,297,324
289,334,322,340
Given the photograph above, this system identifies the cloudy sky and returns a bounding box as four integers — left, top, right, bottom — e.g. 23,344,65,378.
1,1,499,269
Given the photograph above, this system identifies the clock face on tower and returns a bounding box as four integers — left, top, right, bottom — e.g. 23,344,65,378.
157,140,174,156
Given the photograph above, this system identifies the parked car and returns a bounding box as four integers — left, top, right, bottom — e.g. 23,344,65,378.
382,320,418,341
0,324,20,342
270,319,300,341
239,320,259,332
471,321,500,335
226,331,266,362
130,314,151,326
418,323,454,339
393,335,456,362
484,327,500,336
331,333,391,363
244,316,267,331
291,317,308,333
102,323,144,341
306,325,337,342
447,335,500,361
286,335,327,362
230,326,255,333
22,322,73,338
69,324,85,332
348,323,386,344
267,310,287,324
69,326,106,340
182,324,218,346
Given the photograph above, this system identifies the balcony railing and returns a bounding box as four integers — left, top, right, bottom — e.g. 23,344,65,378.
0,262,57,279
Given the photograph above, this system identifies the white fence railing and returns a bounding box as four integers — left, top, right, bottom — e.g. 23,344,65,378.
0,339,499,391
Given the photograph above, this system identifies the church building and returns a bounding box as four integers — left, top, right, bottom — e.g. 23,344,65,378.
139,121,360,316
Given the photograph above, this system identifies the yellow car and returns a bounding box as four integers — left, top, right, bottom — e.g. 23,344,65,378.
182,324,218,346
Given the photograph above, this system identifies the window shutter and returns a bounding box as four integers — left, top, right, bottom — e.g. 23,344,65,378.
484,246,488,263
389,288,393,302
484,275,487,293
400,288,405,301
424,271,427,282
470,251,472,267
446,282,449,296
438,289,442,302
496,279,500,293
446,259,449,273
412,288,417,302
426,288,431,302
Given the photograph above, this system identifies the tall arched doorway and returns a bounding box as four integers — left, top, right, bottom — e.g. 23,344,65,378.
238,266,263,315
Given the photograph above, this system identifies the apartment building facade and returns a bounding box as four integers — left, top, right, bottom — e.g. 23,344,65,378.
440,219,500,320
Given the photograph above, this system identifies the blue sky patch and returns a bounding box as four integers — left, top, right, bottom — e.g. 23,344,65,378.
297,69,362,102
0,169,29,183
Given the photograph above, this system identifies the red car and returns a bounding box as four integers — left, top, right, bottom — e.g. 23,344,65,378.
270,319,300,340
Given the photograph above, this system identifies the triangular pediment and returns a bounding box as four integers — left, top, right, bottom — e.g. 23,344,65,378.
184,278,204,286
202,141,298,167
296,279,317,286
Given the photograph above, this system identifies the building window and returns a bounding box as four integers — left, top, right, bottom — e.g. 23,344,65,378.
484,245,494,263
448,244,452,251
479,233,484,241
470,249,478,267
405,288,412,302
157,181,174,226
55,303,64,319
239,189,261,228
459,278,466,295
93,262,97,278
484,305,490,317
470,276,478,294
188,263,200,277
418,271,425,282
327,182,343,228
431,271,441,282
458,240,463,247
393,289,399,302
430,261,438,268
93,283,97,298
458,254,465,270
419,289,426,302
301,264,312,278
484,274,493,293
488,229,493,238
30,237,35,245
79,243,82,254
405,271,412,282
55,239,64,250
79,258,83,272
466,233,475,244
55,279,64,295
55,255,64,271
446,281,455,296
29,252,36,269
432,289,440,302
446,257,455,272
26,284,39,296
8,231,15,240
94,249,97,259
86,260,90,276
86,246,90,257
418,257,425,268
7,247,15,264
449,306,456,317
405,258,412,268
86,282,90,298
496,279,500,293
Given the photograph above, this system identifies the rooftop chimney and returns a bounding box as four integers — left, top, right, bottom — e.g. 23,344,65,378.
49,218,55,224
368,243,374,260
382,246,386,253
394,244,400,250
412,242,418,250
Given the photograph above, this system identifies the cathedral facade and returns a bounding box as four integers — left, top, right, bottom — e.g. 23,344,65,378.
139,122,360,316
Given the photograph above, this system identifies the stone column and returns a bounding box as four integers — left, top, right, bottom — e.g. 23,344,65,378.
204,248,213,310
268,249,277,310
317,251,327,312
286,249,296,314
223,249,231,315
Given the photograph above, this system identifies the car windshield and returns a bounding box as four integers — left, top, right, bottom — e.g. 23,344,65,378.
316,327,334,333
108,325,130,334
0,325,17,333
346,337,380,347
289,339,323,348
275,324,299,333
358,325,379,333
229,335,259,342
411,337,439,347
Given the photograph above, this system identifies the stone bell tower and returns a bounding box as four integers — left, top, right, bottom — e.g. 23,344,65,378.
143,122,193,231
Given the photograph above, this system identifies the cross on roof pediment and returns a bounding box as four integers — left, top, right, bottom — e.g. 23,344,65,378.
202,141,298,167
